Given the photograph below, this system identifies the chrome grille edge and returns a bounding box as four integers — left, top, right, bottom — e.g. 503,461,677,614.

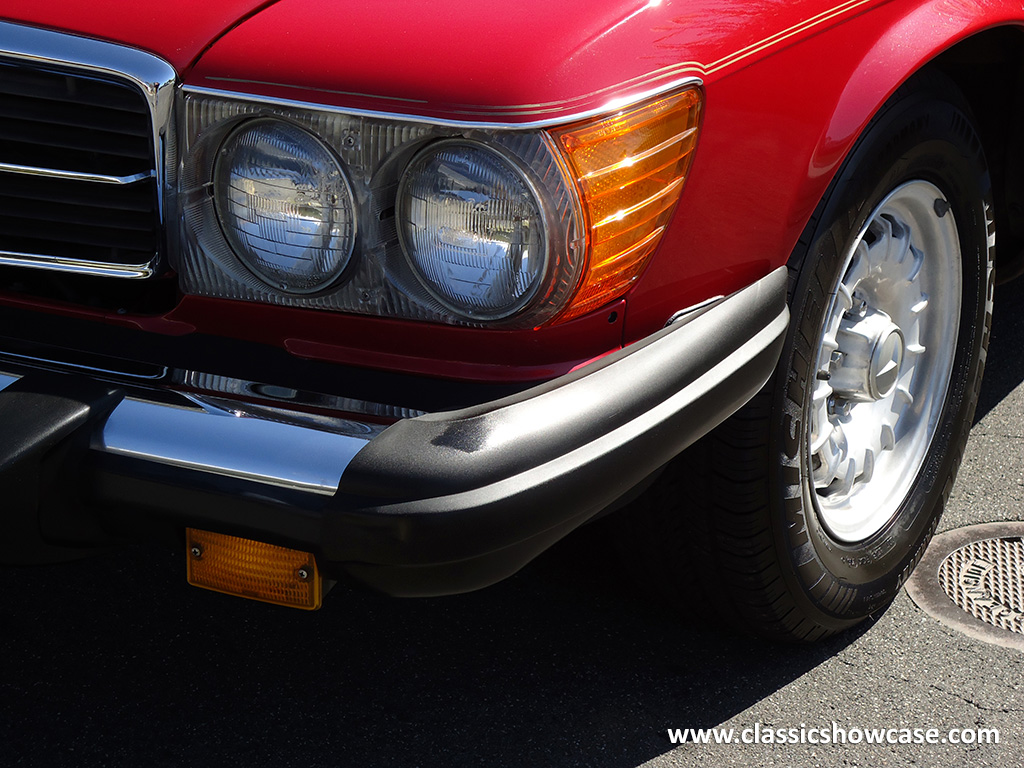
0,21,176,279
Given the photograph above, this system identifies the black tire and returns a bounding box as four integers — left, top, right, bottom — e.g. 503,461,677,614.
615,72,995,641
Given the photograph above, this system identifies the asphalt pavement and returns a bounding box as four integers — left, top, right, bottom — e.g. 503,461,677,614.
2,279,1023,768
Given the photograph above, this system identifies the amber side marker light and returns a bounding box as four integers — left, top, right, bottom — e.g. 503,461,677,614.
551,87,702,322
186,529,323,610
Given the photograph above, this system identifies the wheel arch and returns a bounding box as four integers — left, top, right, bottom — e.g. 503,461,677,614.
930,27,1024,282
795,19,1024,276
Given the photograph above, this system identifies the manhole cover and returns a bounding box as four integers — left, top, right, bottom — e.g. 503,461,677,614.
906,522,1024,651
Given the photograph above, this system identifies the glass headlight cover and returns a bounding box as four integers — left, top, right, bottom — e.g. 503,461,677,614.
397,140,549,320
176,85,701,327
213,119,357,294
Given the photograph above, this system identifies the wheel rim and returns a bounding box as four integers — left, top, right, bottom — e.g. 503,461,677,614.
808,180,961,543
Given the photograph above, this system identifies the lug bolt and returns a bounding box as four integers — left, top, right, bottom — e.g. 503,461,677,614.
827,398,852,418
818,350,846,381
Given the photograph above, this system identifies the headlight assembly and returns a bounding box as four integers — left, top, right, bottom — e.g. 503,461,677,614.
177,84,702,327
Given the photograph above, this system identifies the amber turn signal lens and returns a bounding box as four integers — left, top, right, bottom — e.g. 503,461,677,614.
186,529,323,610
551,87,702,322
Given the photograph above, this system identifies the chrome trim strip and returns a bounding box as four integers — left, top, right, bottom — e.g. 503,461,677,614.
97,397,368,495
185,394,387,440
0,162,154,186
176,370,426,420
0,251,157,279
0,361,373,495
183,74,703,131
0,348,167,381
666,295,725,326
0,20,177,270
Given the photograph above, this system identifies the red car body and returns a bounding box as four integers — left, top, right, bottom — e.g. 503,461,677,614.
8,0,1015,377
1,0,1020,620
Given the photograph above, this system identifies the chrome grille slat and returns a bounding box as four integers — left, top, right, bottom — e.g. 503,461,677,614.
0,252,156,279
0,162,154,185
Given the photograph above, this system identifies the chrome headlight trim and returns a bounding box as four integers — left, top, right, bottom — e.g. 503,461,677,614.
184,75,703,130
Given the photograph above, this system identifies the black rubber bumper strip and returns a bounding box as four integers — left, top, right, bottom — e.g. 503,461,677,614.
324,267,789,591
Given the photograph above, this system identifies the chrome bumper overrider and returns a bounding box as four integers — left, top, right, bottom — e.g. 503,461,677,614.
0,372,375,495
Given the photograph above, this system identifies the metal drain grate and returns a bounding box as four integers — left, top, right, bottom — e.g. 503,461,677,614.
937,536,1024,635
905,522,1024,651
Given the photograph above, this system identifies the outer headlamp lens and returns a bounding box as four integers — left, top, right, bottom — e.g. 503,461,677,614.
214,119,356,294
397,140,548,320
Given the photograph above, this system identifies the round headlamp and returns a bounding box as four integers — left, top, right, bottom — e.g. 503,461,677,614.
397,140,549,321
214,119,357,294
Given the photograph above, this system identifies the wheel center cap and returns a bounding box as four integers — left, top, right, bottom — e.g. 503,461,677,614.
870,326,904,398
832,306,905,401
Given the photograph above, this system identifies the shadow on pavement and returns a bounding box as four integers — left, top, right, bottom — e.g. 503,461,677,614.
0,522,871,768
974,276,1024,422
18,277,1024,767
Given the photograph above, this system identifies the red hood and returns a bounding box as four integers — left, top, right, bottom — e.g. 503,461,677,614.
2,0,878,123
0,0,279,72
187,0,850,123
188,0,717,123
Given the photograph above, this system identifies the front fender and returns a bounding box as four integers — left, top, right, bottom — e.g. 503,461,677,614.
620,0,1023,341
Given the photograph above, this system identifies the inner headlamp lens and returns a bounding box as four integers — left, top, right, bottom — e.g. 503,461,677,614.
214,119,357,294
